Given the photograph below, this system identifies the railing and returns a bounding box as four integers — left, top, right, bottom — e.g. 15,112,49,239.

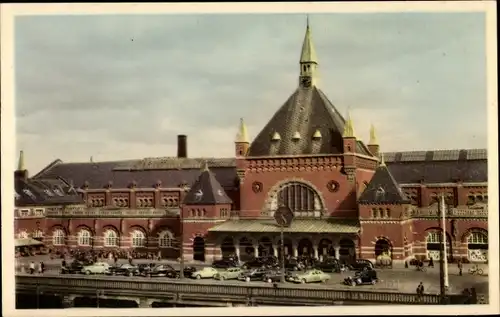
45,208,180,218
411,206,488,218
16,275,462,305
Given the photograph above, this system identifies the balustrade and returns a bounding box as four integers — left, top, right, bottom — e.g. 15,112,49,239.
44,208,179,218
411,206,488,218
15,275,462,305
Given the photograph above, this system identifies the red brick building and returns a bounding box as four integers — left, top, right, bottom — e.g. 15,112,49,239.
14,23,488,264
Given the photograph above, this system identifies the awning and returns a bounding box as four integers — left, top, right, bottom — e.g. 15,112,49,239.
208,219,360,234
15,238,44,247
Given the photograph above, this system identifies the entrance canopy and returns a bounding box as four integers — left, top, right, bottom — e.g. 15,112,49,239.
15,238,44,247
208,219,360,233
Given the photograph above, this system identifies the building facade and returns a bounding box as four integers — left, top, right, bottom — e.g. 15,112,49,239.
14,22,488,264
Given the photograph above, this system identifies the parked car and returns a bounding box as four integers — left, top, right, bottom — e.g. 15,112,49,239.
145,264,177,278
344,269,378,286
314,259,345,273
262,270,292,283
81,262,111,275
242,258,267,270
238,268,269,282
191,267,219,279
346,259,374,271
288,269,331,284
212,258,239,269
137,263,155,275
107,264,140,277
214,267,244,280
284,258,301,271
61,261,88,274
180,266,197,278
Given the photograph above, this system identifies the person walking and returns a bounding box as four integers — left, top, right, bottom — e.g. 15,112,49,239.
40,261,45,273
37,262,43,274
428,257,434,268
29,261,35,274
416,282,424,301
457,259,463,276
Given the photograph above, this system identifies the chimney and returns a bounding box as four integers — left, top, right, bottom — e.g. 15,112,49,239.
177,135,187,158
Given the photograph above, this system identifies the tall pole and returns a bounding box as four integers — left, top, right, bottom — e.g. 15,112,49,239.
280,226,285,283
179,193,185,279
440,195,449,288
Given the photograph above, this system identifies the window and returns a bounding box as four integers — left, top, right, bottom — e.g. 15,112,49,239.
18,230,29,239
467,194,476,205
78,229,92,246
34,208,44,216
385,208,391,218
467,232,488,244
159,230,174,248
19,209,30,217
104,230,118,247
426,231,445,244
33,230,43,239
52,229,66,246
275,181,323,217
131,230,146,247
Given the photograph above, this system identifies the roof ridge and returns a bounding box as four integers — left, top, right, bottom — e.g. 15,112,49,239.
31,159,63,179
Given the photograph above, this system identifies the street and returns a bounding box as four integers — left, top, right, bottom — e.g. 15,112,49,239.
16,255,489,297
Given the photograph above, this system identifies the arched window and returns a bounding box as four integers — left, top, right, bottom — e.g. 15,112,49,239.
467,232,488,244
426,231,441,243
52,229,65,246
104,229,119,247
78,229,92,246
272,181,323,217
131,230,146,247
33,230,44,241
18,230,29,239
159,230,174,248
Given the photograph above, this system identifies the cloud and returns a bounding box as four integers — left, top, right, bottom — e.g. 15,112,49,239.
14,12,487,173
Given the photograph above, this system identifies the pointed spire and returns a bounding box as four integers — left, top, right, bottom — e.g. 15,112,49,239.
201,160,209,172
343,109,355,138
300,17,318,64
369,123,378,145
18,150,25,171
236,118,249,143
380,152,386,166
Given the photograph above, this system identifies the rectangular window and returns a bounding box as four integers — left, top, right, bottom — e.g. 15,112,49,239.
34,208,44,216
19,209,30,217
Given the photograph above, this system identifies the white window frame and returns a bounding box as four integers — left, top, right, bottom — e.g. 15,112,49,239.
77,229,92,246
467,232,488,244
19,209,30,217
159,230,174,248
52,229,66,246
34,208,44,216
103,230,119,247
33,230,44,239
18,230,29,239
131,230,146,247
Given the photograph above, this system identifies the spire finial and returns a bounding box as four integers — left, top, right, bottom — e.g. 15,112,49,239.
300,16,318,64
202,160,209,171
380,152,386,166
369,123,378,145
18,150,25,171
236,117,249,143
343,108,355,138
306,14,310,28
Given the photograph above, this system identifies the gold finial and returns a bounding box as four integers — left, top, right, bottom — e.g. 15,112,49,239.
300,16,318,64
236,118,249,143
380,152,386,166
18,150,25,171
369,123,378,145
343,109,355,138
202,160,209,171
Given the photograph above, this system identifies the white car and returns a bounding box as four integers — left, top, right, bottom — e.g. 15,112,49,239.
81,262,111,275
191,267,219,279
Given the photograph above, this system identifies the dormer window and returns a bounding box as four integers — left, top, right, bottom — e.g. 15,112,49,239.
292,131,301,140
375,187,385,200
271,132,281,141
44,189,54,196
312,129,322,139
23,189,36,200
53,187,64,197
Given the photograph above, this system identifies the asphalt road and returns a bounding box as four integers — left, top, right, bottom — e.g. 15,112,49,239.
16,256,488,295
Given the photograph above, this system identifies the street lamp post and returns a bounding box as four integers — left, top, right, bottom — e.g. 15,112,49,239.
439,194,450,303
179,188,187,279
274,206,294,284
280,226,285,283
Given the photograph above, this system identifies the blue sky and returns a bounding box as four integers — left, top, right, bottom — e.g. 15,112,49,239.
14,12,487,173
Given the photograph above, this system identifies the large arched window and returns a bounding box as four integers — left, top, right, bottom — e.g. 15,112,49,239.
32,230,44,241
77,229,92,246
425,231,451,261
18,230,29,239
467,232,488,244
52,229,65,246
103,229,119,247
270,181,323,218
466,231,488,262
159,230,174,248
131,230,146,248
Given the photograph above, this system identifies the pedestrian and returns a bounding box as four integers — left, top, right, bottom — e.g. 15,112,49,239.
41,261,45,273
457,259,463,276
29,261,35,274
37,262,43,274
429,257,434,268
62,259,67,268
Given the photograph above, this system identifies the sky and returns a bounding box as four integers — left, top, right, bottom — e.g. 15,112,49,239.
14,12,487,173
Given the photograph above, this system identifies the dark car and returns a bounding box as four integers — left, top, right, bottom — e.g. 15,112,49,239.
346,259,374,272
137,263,155,275
61,260,90,274
314,259,345,273
262,270,292,283
145,264,178,278
344,268,378,286
238,268,269,282
107,264,140,277
179,266,197,278
284,258,301,271
242,258,266,270
212,258,239,269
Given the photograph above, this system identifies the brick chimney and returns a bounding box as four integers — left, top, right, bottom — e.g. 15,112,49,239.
177,135,187,158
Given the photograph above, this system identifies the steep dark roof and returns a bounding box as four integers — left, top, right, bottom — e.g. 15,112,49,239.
32,159,238,190
247,87,372,157
15,175,84,207
183,167,233,205
358,164,409,204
